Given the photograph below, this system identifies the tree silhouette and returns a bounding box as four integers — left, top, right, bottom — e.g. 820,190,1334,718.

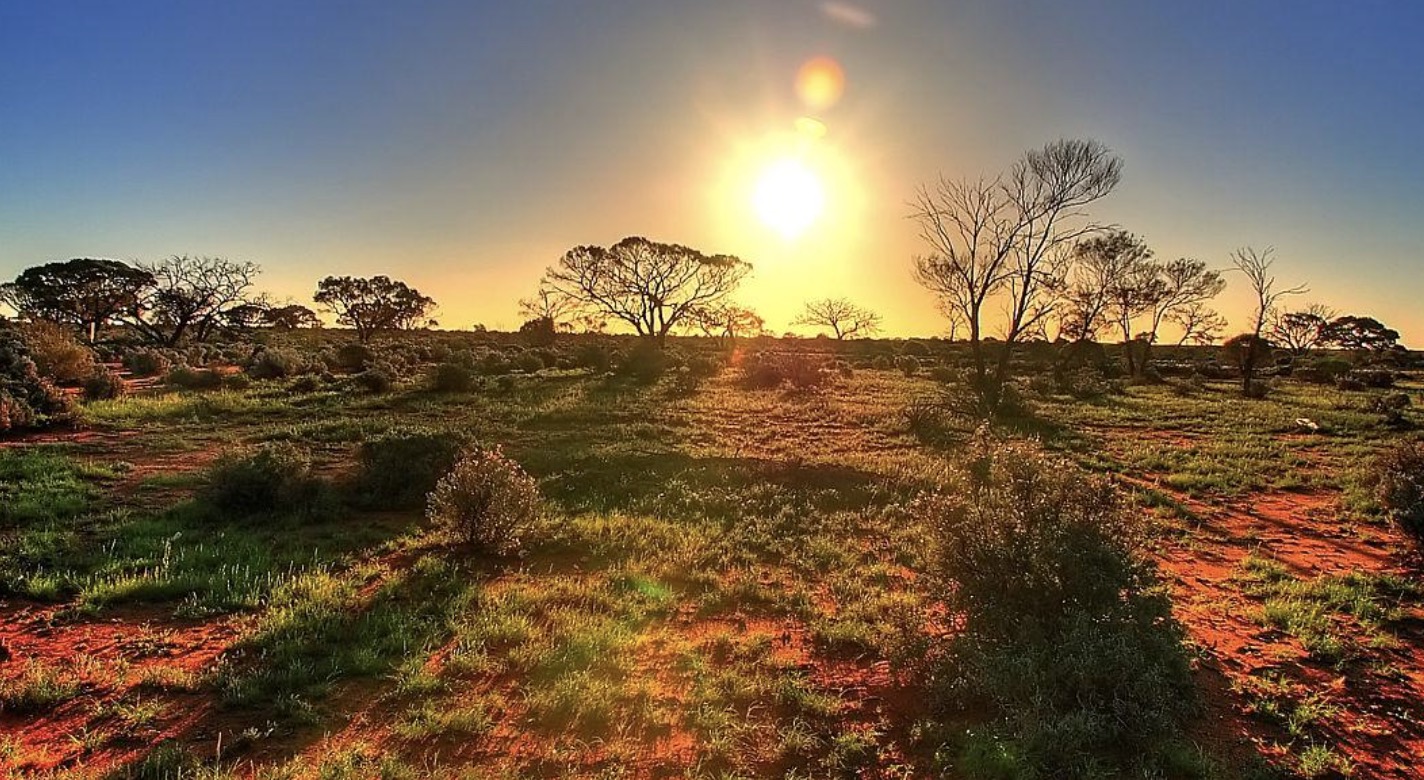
792,298,882,339
1230,246,1306,396
540,237,749,347
1,258,154,342
314,275,436,343
913,139,1122,414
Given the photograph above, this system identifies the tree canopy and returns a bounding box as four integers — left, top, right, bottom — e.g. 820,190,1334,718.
540,237,749,346
314,275,437,343
0,258,154,342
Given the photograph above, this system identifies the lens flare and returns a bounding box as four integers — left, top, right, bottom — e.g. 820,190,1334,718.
795,56,845,111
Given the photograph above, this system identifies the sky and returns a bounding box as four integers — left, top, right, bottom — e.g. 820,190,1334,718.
2,1,1422,342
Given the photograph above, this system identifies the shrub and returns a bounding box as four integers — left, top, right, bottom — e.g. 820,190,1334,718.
514,351,545,374
1351,369,1397,389
1299,357,1352,384
431,361,475,392
289,374,322,393
616,342,669,383
426,448,541,554
0,324,74,433
573,342,612,373
870,355,896,371
1372,440,1424,539
246,347,306,380
82,368,126,401
353,368,393,393
895,355,920,377
739,351,830,390
354,427,467,509
224,372,252,391
685,353,723,378
123,348,172,378
904,396,952,444
928,365,958,384
17,321,97,384
332,342,375,372
201,444,329,518
165,366,224,390
923,436,1194,773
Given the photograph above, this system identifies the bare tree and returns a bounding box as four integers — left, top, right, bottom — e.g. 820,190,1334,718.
912,139,1122,413
1230,246,1306,396
1170,302,1227,346
540,237,749,347
792,297,882,340
128,255,263,346
518,282,579,333
1268,303,1335,357
687,302,764,346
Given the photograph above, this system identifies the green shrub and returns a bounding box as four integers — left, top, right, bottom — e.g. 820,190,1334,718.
0,323,74,433
122,348,172,377
354,427,467,509
201,444,328,518
431,361,475,392
514,351,545,373
573,342,612,372
17,320,97,384
427,448,541,554
165,366,225,390
616,342,669,383
353,368,393,393
685,353,723,378
289,375,322,393
924,436,1194,773
82,368,126,401
223,372,252,391
1299,357,1352,384
246,347,306,380
1372,440,1424,540
740,351,829,390
332,342,375,372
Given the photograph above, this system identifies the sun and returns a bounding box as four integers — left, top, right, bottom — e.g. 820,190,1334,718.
752,158,826,239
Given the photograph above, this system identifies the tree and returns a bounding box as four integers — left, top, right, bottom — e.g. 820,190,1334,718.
1320,315,1400,354
1268,304,1335,357
314,275,437,343
1,259,154,342
913,139,1122,414
263,304,322,329
792,298,882,340
1230,246,1306,396
687,303,764,345
128,255,264,346
1135,258,1226,376
539,237,750,347
1064,231,1158,374
517,282,579,334
1170,302,1227,346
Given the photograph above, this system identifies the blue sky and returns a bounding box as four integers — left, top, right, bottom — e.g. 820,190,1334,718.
2,1,1421,339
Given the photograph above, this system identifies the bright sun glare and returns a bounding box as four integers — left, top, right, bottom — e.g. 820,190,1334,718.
752,158,826,239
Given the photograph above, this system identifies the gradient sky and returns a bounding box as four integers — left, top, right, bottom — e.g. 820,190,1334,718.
2,1,1422,342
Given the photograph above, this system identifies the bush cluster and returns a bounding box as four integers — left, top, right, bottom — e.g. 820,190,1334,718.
0,323,74,433
427,447,542,554
1372,439,1424,540
739,351,830,390
354,427,467,509
923,436,1194,774
201,443,331,519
